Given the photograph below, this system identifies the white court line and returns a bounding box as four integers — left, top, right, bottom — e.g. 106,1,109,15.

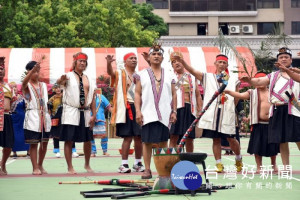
6,159,16,165
291,177,300,181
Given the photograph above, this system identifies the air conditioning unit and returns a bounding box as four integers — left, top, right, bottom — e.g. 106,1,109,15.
242,25,253,33
229,25,240,34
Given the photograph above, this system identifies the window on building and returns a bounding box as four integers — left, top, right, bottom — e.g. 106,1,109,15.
197,23,207,35
291,0,300,7
220,0,233,11
292,22,300,34
257,0,279,8
208,0,219,11
195,0,208,11
219,23,229,35
170,0,256,12
292,59,300,67
146,0,169,9
257,22,276,34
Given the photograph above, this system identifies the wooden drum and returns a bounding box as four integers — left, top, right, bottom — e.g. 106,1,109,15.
152,147,182,190
153,147,181,176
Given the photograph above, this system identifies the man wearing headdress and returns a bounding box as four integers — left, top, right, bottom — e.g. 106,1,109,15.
242,47,300,168
169,51,202,152
22,61,51,175
134,44,177,179
0,57,15,175
57,52,96,174
106,52,144,173
172,54,243,173
276,51,300,83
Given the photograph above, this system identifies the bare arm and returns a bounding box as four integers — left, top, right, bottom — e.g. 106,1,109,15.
290,67,300,74
170,83,177,124
89,91,96,129
56,74,68,86
276,63,300,82
22,63,40,96
225,90,250,100
195,80,203,115
173,56,204,82
106,55,116,79
142,52,150,66
134,78,143,126
286,69,300,82
240,76,269,87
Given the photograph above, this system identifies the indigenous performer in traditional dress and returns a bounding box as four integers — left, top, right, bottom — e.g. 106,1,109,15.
22,61,51,175
134,44,177,179
9,82,29,158
275,51,300,83
90,88,112,157
47,84,78,158
242,47,300,168
226,72,279,173
169,51,202,152
0,57,15,175
57,52,96,174
106,52,144,173
172,54,243,173
221,100,242,155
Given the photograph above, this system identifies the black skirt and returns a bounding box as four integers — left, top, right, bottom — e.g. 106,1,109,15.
24,129,50,144
141,121,169,143
170,103,196,139
268,105,300,144
116,103,141,137
50,126,61,139
247,123,279,157
60,111,93,142
0,114,14,148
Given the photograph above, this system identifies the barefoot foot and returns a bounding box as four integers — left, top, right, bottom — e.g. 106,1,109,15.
0,167,7,175
32,169,42,175
39,166,48,174
84,165,94,173
67,167,77,174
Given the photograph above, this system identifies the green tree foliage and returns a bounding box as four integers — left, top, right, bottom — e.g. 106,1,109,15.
0,0,163,47
133,3,168,36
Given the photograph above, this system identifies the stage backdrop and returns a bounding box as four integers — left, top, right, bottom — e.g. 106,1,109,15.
0,47,256,85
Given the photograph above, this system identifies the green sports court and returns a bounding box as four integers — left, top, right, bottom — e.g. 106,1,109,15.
1,137,299,200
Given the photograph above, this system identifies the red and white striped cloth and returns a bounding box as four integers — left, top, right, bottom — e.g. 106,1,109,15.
0,47,256,85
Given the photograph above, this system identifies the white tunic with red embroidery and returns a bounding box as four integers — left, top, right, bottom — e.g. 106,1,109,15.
197,73,239,135
23,82,51,132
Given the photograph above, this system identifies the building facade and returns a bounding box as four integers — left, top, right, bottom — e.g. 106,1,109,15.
135,0,300,61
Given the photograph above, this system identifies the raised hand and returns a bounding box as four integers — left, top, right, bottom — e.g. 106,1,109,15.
274,62,288,72
240,76,251,83
290,67,300,74
105,55,115,64
31,63,41,73
58,74,69,86
141,52,150,64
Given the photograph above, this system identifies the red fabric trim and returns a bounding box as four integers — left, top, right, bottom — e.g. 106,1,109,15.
73,54,87,61
123,52,136,62
216,56,228,62
254,72,267,78
126,102,133,120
